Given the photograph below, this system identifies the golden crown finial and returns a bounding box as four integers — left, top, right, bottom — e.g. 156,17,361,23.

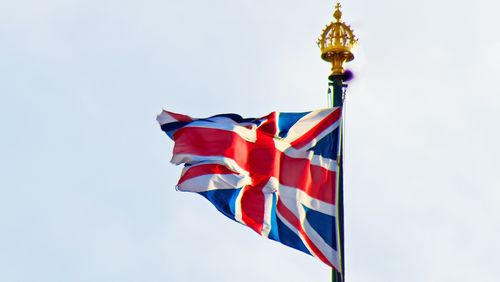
318,3,357,77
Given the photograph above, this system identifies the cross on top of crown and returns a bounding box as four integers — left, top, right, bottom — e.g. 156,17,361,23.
333,3,342,22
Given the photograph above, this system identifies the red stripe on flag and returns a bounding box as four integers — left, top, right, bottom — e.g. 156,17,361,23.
290,108,341,149
257,112,277,136
173,127,251,169
276,200,335,268
178,164,238,185
250,126,280,178
279,154,336,204
239,114,279,234
239,182,266,234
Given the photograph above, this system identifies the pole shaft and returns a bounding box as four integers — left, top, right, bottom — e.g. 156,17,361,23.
329,75,346,282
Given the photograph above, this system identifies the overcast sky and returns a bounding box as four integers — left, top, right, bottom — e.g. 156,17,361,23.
1,0,500,281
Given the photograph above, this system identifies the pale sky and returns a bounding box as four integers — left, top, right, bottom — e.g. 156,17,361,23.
1,1,500,281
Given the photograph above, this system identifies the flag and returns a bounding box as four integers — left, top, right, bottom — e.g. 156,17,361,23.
157,108,343,271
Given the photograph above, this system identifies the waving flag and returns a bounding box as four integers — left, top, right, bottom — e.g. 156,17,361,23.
157,108,343,271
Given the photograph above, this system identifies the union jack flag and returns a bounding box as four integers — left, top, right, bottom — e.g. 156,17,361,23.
157,108,343,272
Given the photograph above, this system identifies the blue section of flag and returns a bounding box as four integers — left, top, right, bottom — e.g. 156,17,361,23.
160,122,189,139
275,217,311,255
277,112,309,138
267,193,280,241
208,114,262,125
308,128,339,159
199,189,241,221
303,205,337,251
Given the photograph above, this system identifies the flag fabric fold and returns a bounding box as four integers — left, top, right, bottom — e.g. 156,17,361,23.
157,108,343,270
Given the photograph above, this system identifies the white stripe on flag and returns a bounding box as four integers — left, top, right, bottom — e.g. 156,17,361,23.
171,155,250,177
278,197,340,269
279,184,337,216
261,177,279,238
295,120,341,150
233,187,245,225
274,139,339,172
177,173,251,192
281,108,335,144
302,216,340,269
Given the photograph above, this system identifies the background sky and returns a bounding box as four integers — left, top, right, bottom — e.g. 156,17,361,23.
1,1,500,281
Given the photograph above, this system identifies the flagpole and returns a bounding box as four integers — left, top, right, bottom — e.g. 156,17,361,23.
317,3,357,282
329,75,346,282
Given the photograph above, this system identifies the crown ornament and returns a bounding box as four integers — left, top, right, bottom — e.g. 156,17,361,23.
318,3,357,76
